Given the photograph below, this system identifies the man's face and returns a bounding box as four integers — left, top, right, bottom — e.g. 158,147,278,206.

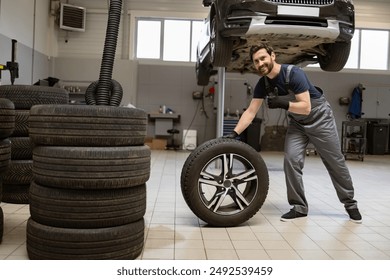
252,48,275,76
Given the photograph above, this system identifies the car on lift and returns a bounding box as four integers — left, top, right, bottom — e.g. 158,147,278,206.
196,0,355,85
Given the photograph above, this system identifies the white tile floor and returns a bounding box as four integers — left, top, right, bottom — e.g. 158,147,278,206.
1,150,390,260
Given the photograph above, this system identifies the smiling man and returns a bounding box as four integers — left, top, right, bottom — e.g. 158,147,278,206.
224,43,362,224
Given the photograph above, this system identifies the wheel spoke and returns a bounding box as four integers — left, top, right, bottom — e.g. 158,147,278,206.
222,153,233,179
207,189,228,213
231,186,250,208
199,171,222,187
231,169,256,181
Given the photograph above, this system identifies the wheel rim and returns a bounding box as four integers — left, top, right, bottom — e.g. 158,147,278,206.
197,152,258,216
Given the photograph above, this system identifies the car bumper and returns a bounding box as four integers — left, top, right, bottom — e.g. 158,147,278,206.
218,0,354,41
221,15,353,42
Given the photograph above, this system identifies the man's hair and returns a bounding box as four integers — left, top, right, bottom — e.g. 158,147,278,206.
249,43,274,61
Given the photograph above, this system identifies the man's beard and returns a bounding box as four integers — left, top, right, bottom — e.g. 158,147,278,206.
257,61,273,76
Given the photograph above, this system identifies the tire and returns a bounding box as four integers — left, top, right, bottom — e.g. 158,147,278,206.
26,218,144,259
318,41,351,72
13,110,29,137
29,181,146,228
0,85,68,109
0,177,2,203
210,11,232,67
0,138,11,174
0,207,3,243
181,138,269,227
10,137,32,160
29,104,147,147
32,145,150,190
196,57,212,86
0,98,15,138
2,160,32,204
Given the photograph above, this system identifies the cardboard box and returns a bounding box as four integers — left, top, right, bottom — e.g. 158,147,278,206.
145,137,153,149
152,138,167,150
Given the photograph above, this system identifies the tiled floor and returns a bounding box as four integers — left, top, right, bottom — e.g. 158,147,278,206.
1,150,390,260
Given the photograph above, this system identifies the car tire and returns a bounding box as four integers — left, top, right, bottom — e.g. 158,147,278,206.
196,58,212,86
318,41,351,72
181,138,269,227
210,12,232,67
26,218,144,260
10,137,32,160
0,138,11,175
29,104,147,147
0,207,3,243
32,145,150,190
0,85,68,109
0,98,15,138
2,160,32,204
29,181,146,229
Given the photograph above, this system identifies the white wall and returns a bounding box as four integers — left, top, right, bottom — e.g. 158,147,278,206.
0,0,52,84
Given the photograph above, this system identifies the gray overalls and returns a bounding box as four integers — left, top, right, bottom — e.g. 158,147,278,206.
284,93,358,214
266,67,358,214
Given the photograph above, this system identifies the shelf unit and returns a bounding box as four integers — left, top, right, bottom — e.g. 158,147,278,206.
341,120,367,161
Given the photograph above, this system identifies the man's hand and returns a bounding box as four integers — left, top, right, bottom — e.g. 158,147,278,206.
267,96,289,110
223,131,239,139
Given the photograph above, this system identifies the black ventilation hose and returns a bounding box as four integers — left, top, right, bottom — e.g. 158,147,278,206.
86,0,123,106
85,79,123,106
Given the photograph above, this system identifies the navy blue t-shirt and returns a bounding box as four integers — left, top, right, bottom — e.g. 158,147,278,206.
253,64,322,99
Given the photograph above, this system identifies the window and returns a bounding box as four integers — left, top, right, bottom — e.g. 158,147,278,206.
344,30,360,69
135,18,202,62
136,20,161,59
360,29,389,70
163,20,191,61
191,21,203,62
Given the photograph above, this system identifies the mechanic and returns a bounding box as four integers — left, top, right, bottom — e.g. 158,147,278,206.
224,43,362,223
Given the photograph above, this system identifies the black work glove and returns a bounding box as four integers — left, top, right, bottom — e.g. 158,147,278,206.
223,131,239,139
267,96,289,110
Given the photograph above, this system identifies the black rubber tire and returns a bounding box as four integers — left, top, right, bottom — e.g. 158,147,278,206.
0,85,68,109
12,110,29,137
29,181,146,229
318,41,351,72
2,159,32,204
0,98,15,138
0,138,11,175
10,137,32,160
210,11,232,67
0,207,3,243
196,56,212,86
26,218,144,260
29,104,147,147
181,138,269,227
32,145,150,190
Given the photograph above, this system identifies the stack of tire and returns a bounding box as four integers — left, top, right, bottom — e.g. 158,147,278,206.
26,104,149,259
0,85,68,204
0,98,15,243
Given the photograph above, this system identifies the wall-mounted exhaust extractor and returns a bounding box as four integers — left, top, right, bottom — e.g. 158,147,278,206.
59,3,86,32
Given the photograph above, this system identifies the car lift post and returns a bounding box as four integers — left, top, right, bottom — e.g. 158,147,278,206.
216,67,226,137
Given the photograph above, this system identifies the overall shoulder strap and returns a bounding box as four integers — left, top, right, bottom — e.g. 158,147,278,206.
263,76,273,95
285,64,294,90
